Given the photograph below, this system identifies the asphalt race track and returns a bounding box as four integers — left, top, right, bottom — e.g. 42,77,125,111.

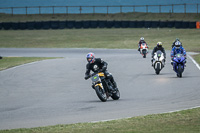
0,48,200,129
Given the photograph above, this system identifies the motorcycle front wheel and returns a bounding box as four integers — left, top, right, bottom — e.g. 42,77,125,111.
95,86,107,102
155,63,161,75
177,64,183,78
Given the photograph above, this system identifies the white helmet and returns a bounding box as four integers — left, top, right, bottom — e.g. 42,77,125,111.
175,41,181,49
140,37,144,41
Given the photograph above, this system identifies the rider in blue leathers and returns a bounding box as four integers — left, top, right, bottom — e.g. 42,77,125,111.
170,41,187,69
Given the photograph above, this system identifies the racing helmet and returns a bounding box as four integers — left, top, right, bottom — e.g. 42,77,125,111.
86,52,95,63
175,38,180,42
157,42,162,47
175,41,181,49
140,37,144,41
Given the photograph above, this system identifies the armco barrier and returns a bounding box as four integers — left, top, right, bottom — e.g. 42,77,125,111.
0,20,197,30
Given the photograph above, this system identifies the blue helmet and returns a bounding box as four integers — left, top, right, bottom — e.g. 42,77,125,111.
86,52,95,63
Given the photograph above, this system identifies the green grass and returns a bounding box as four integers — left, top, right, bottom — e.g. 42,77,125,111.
1,12,200,22
0,57,57,71
1,107,200,133
192,54,200,65
0,28,200,52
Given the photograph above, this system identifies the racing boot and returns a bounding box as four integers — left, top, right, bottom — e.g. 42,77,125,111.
151,59,153,67
91,84,95,89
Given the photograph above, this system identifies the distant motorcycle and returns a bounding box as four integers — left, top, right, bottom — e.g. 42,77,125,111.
172,53,186,78
86,72,120,102
140,43,148,58
152,50,165,75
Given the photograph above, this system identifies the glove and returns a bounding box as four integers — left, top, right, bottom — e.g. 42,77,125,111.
98,69,103,73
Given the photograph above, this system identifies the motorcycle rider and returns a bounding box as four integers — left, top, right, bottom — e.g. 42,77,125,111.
151,42,166,66
84,52,117,89
171,41,187,67
138,37,148,52
172,38,182,48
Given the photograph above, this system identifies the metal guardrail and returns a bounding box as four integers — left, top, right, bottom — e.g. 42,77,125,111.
0,3,199,15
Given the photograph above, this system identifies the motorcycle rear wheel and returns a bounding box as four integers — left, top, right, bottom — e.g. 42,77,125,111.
111,88,120,100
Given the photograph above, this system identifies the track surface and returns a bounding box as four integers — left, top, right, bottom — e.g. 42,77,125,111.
0,48,200,130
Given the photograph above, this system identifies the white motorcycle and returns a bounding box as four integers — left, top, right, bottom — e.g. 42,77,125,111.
140,43,148,58
152,50,165,75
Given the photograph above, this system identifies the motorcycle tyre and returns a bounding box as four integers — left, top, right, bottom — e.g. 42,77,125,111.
111,88,120,100
95,86,107,102
177,64,183,78
155,63,161,75
142,50,146,58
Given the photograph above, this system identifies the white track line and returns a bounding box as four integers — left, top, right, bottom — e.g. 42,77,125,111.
188,54,200,70
90,106,200,123
91,54,200,124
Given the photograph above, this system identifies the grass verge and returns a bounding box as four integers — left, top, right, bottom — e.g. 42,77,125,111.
192,53,200,65
0,28,200,52
0,57,57,71
1,107,200,133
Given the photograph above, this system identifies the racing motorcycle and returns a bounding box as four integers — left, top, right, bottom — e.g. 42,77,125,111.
172,53,186,78
152,50,165,75
86,72,120,102
140,43,148,58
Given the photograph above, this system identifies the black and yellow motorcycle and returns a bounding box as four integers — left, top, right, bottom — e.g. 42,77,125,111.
87,72,120,102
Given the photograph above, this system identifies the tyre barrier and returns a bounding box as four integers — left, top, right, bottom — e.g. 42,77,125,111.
129,21,137,28
11,22,19,30
0,20,197,30
82,21,90,29
151,21,159,28
98,21,106,28
90,21,98,28
67,21,75,29
114,21,121,28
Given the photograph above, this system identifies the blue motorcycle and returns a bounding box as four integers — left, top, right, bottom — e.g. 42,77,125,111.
172,53,186,78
